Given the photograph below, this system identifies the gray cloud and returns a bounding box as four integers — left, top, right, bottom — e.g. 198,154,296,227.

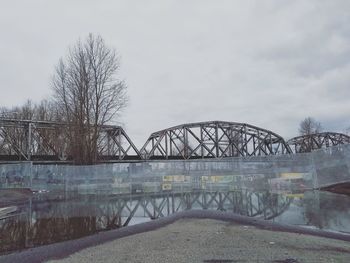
0,0,349,147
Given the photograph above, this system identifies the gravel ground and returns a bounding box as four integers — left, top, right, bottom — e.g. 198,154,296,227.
47,218,350,263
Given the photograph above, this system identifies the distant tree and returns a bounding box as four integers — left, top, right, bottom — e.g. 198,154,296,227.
344,126,350,136
18,100,35,120
34,99,57,121
0,107,18,118
52,34,127,164
299,117,322,136
0,100,60,157
3,100,35,120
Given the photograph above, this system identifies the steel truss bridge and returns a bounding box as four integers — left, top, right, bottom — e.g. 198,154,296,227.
288,132,350,153
0,190,292,252
140,121,292,159
0,118,141,161
0,118,349,161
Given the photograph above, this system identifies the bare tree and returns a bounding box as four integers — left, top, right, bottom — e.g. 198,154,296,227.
299,117,322,136
0,100,61,157
52,34,127,164
34,99,58,121
345,127,350,136
0,99,57,121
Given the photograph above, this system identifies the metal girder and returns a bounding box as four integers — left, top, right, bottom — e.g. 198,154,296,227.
3,118,348,161
287,132,350,153
140,121,292,159
0,118,141,161
97,127,141,161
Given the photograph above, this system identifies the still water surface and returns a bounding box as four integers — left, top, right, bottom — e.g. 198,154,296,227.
1,189,350,254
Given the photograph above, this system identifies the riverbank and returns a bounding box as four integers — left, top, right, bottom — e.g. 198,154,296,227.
321,182,350,196
45,218,350,263
1,210,350,262
0,188,32,207
44,219,350,263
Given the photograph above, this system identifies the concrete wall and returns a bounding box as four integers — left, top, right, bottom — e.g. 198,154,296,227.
0,144,349,193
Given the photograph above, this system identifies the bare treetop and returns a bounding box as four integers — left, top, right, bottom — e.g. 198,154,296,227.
299,117,322,136
53,34,127,125
52,34,128,164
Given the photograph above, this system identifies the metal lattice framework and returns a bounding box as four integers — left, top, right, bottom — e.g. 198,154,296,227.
287,132,350,153
0,118,141,161
140,121,292,160
4,119,349,161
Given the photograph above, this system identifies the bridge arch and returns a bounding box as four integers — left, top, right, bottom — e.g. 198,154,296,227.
140,121,292,160
287,132,350,153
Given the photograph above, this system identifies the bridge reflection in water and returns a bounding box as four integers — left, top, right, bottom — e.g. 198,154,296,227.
0,189,292,254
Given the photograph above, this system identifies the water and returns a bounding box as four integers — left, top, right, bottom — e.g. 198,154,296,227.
1,189,350,255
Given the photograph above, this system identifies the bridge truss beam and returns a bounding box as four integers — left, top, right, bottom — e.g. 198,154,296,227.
140,121,292,160
0,118,141,161
287,132,350,153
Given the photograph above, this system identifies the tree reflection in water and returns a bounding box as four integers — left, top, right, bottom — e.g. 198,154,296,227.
303,191,350,232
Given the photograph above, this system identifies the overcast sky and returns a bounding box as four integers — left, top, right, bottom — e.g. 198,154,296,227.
0,0,349,147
